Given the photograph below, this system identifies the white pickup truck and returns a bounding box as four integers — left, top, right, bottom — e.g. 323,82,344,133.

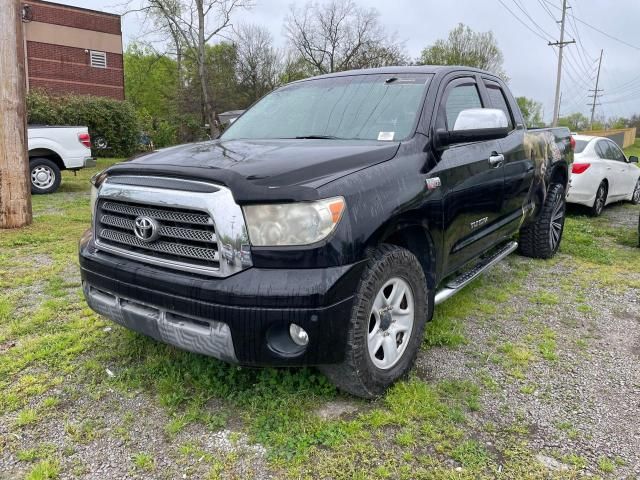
28,126,96,194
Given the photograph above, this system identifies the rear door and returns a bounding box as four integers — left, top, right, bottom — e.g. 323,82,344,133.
432,75,506,275
483,78,534,223
605,140,635,196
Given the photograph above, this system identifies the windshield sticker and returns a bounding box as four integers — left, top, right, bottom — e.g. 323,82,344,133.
378,132,395,141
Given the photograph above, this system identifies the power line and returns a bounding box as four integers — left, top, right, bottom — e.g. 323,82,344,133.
511,0,554,39
496,0,550,42
541,0,640,51
588,49,604,128
549,0,575,126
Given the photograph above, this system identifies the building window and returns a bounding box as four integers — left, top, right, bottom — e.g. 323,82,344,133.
90,51,107,68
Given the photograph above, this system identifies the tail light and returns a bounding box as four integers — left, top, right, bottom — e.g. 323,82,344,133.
569,135,576,151
78,132,91,148
572,163,590,174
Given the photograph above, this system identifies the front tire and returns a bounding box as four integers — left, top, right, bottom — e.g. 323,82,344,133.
519,183,566,259
631,179,640,205
320,244,430,399
30,158,61,194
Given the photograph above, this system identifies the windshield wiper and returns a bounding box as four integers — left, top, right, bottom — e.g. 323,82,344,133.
294,135,343,140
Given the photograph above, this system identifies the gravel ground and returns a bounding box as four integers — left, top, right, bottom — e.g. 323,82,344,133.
1,202,638,479
418,204,640,477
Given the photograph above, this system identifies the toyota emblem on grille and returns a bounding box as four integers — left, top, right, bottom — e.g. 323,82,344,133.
133,216,160,242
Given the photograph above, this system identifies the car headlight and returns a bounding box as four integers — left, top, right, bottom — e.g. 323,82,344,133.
243,197,345,246
89,171,108,220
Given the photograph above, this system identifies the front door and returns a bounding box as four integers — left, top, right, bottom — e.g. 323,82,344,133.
483,79,535,223
432,76,506,276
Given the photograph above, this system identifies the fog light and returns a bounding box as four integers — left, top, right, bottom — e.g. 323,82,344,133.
289,323,309,346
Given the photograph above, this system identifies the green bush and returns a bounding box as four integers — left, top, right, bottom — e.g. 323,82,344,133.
136,108,178,148
27,90,139,157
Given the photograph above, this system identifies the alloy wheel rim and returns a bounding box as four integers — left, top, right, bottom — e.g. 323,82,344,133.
549,196,565,250
367,277,415,370
595,186,605,213
31,166,55,189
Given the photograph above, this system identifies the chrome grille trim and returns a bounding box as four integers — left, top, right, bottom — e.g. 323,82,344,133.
100,228,219,261
101,214,217,244
93,177,252,277
102,201,211,225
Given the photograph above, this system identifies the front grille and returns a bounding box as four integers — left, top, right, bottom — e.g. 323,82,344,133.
101,201,211,225
95,199,219,270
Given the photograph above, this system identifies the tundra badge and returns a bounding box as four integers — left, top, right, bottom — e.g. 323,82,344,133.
470,217,489,229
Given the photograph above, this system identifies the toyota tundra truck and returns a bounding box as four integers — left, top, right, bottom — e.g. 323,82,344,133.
79,66,573,398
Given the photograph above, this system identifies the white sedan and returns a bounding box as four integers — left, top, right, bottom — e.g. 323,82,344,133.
567,135,640,216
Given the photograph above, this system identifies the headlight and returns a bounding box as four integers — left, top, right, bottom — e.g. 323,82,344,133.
89,171,108,220
243,197,345,246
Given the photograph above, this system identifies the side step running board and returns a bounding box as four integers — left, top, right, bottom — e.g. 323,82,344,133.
434,241,518,306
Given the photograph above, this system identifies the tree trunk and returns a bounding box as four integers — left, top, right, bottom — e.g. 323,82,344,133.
195,0,218,139
0,0,32,228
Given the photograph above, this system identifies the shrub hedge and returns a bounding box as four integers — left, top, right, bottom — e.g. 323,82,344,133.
27,90,139,157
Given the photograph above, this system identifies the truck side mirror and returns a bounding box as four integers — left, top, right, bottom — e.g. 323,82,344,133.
436,108,510,147
630,155,638,163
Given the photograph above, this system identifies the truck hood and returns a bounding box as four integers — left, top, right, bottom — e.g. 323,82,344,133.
106,138,400,203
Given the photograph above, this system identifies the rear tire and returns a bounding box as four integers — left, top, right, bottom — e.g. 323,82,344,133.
590,181,607,216
519,183,566,259
30,158,61,194
320,244,430,399
631,179,640,205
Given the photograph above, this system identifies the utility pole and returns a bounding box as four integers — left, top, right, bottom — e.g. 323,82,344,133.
549,0,576,127
0,0,32,228
588,49,604,130
558,91,563,119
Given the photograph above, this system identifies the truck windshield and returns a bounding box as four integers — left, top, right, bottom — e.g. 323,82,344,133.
221,74,432,142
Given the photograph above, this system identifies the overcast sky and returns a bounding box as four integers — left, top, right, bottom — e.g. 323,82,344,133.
61,0,640,122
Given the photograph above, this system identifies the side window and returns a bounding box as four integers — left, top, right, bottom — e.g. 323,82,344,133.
444,84,482,129
607,141,626,162
485,84,513,129
595,141,608,159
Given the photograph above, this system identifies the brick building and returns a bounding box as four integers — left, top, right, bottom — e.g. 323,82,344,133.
22,0,124,100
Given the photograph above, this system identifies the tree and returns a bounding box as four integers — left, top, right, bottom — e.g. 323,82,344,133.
279,51,315,84
235,24,281,104
145,0,252,136
516,97,545,128
417,23,507,79
124,44,181,146
124,44,179,120
284,0,406,75
610,117,628,129
558,112,589,132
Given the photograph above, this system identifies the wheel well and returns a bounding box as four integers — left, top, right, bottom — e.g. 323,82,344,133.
549,164,568,187
29,149,65,171
382,225,436,289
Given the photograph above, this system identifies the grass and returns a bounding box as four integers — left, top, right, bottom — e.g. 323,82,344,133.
0,157,638,478
25,459,60,480
132,452,155,471
623,138,640,158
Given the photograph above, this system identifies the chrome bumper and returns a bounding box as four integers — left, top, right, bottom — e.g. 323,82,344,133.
83,282,237,362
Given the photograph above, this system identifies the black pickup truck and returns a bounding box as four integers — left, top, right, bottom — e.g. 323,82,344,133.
80,66,573,398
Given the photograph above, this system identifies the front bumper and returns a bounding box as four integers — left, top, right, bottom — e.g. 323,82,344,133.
79,230,364,366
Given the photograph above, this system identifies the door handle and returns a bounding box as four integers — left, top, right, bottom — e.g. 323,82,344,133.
489,153,504,166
